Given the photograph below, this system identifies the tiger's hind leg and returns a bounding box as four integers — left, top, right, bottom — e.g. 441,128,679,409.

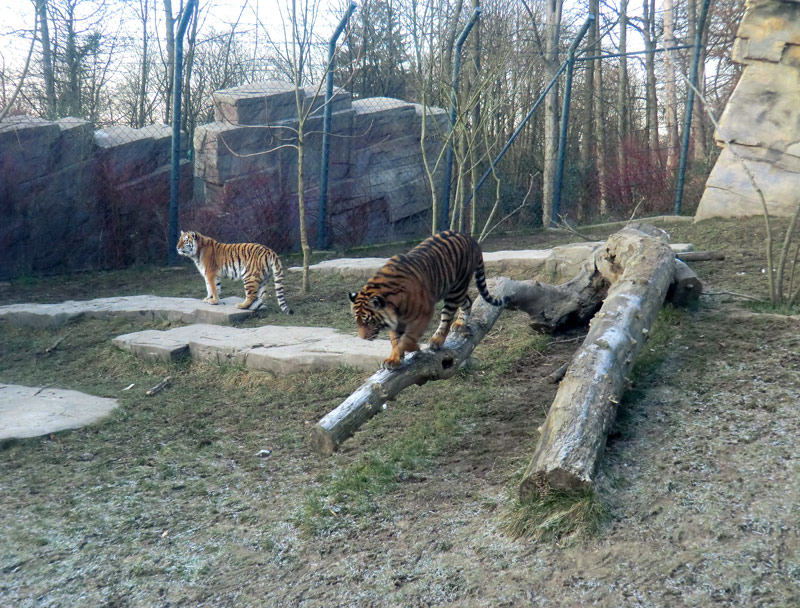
429,283,470,350
451,295,473,336
237,274,260,309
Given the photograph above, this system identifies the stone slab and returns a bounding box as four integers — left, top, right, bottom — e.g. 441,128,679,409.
289,243,695,282
113,324,390,373
0,296,255,329
0,384,118,440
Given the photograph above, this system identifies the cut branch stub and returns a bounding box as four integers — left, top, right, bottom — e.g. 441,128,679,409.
519,227,677,498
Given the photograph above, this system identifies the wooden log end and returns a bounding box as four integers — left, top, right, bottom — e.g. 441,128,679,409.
519,467,593,501
310,425,338,457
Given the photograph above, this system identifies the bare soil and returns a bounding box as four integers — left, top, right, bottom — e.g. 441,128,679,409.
1,217,799,607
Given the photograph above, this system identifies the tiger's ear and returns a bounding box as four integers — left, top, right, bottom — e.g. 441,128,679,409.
370,295,386,309
348,292,358,303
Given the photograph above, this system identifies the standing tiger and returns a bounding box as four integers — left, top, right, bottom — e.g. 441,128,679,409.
348,230,504,369
176,231,293,314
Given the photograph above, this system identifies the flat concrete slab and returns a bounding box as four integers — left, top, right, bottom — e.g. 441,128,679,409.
289,243,695,282
0,384,118,440
114,323,390,373
0,296,256,329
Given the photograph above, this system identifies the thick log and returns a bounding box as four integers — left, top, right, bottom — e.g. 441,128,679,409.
667,259,703,307
519,228,677,498
503,262,607,332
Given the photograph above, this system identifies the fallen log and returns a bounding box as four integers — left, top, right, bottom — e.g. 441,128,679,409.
676,250,725,262
519,227,676,498
667,259,702,307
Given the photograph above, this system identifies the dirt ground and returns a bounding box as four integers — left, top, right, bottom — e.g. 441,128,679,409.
1,217,799,607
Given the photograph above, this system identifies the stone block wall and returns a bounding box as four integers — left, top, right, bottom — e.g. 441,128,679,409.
695,0,800,220
193,81,448,249
0,116,191,278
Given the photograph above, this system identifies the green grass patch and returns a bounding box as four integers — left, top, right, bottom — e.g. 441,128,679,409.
501,486,610,542
294,385,488,537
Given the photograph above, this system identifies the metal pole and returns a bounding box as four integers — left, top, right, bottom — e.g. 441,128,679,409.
440,6,481,232
316,2,356,250
552,14,594,226
673,0,711,215
168,0,197,266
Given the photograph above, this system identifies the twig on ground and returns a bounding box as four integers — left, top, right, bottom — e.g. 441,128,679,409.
44,333,70,355
701,291,763,301
146,377,172,396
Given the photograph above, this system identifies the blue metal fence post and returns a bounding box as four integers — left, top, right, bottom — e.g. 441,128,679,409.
316,2,356,251
440,6,481,232
673,0,711,215
552,14,594,226
168,0,197,266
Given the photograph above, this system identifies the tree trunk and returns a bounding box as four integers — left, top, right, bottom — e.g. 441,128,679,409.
643,0,659,160
593,2,609,216
542,0,563,227
519,227,676,498
163,0,175,124
664,0,679,170
616,0,629,207
36,0,56,120
136,0,149,128
580,0,596,169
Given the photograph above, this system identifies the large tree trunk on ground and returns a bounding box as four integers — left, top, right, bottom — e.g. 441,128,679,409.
311,226,701,456
519,227,676,498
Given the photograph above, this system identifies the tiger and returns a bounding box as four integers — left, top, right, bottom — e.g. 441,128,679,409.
348,230,504,369
176,230,293,314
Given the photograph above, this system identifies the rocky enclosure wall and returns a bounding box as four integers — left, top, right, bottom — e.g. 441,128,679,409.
193,81,447,250
695,0,800,220
0,116,191,279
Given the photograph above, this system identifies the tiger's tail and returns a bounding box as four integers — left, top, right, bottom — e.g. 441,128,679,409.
269,255,294,315
474,259,505,307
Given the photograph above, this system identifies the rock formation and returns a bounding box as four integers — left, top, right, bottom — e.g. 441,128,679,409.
695,0,800,220
192,81,447,249
0,116,190,278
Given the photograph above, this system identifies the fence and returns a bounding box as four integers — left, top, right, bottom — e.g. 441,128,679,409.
0,0,720,278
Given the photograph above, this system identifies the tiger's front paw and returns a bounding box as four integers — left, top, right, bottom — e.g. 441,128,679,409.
428,334,446,350
203,297,219,305
381,356,403,370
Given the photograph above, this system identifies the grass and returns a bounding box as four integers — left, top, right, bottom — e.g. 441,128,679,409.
4,215,796,605
502,486,610,542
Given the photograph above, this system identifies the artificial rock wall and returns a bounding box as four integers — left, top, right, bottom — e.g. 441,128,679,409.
193,81,447,249
0,116,191,278
695,0,800,220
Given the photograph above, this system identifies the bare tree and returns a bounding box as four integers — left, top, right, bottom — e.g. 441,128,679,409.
541,0,563,227
664,0,679,170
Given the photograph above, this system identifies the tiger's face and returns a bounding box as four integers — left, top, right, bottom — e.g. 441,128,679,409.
348,291,396,340
176,231,198,257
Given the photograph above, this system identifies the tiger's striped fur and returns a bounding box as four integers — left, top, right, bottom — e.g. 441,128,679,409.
177,231,293,314
348,230,504,369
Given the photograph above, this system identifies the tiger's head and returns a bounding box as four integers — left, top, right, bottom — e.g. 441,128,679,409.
176,231,199,258
348,290,397,340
